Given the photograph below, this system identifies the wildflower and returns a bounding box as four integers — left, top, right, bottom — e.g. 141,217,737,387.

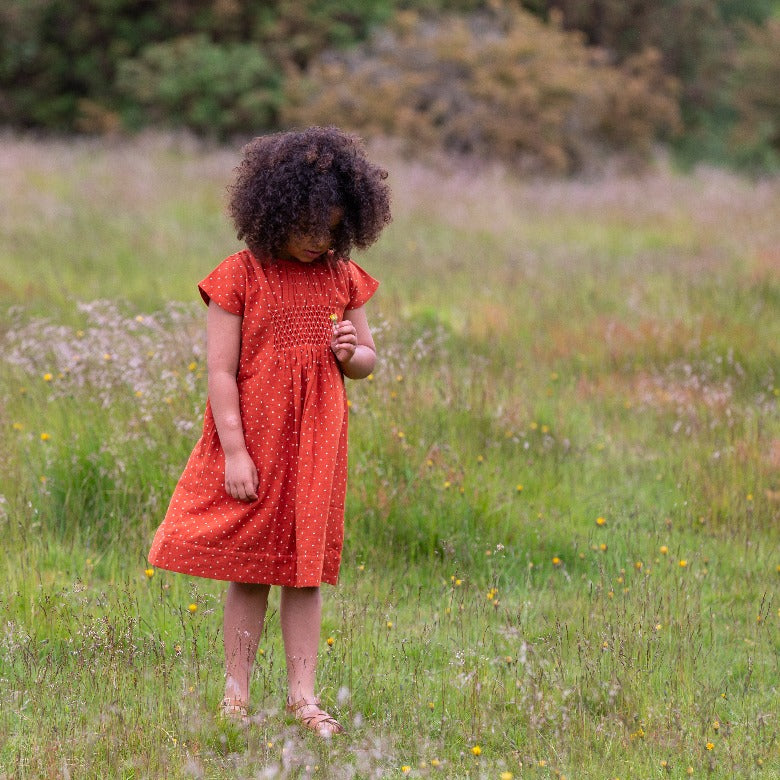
635,561,643,570
401,768,411,775
144,568,154,578
686,767,693,775
746,493,753,502
396,374,403,382
397,431,405,439
367,373,374,381
443,480,451,489
538,759,547,767
428,701,435,710
358,564,365,571
516,484,523,492
596,516,606,526
188,603,198,613
430,759,440,767
552,557,561,566
501,773,514,780
706,742,714,751
103,353,112,361
660,545,668,555
12,422,23,431
541,425,550,434
455,579,462,586
660,760,669,770
188,361,198,372
326,636,334,646
43,373,53,382
712,721,720,731
40,432,51,441
599,543,607,551
530,422,538,430
470,745,481,756
679,559,688,568
477,455,484,463
329,313,339,333
386,621,393,629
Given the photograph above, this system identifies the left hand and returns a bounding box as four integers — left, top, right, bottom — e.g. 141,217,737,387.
331,319,358,365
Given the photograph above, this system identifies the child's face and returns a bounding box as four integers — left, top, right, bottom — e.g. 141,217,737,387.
281,208,343,263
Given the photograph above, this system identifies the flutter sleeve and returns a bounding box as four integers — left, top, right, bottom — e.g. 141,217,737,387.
345,260,380,310
198,252,248,316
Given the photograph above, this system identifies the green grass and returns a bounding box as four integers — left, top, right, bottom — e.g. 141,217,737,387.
0,135,778,778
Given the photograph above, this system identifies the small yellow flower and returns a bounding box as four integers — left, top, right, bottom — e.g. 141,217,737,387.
599,543,607,551
455,578,462,586
397,431,405,439
530,422,538,430
516,484,523,492
500,773,514,780
428,701,434,710
635,561,643,570
401,767,411,775
326,636,334,646
470,745,481,756
712,720,720,731
43,373,53,382
386,621,393,629
477,454,484,463
135,390,143,397
188,361,198,371
396,374,403,382
552,556,561,566
706,742,714,750
103,353,112,361
746,493,753,501
188,603,198,613
358,564,365,571
367,373,374,381
541,425,550,434
40,432,51,441
679,559,688,568
12,422,23,431
660,760,668,769
538,759,547,767
430,758,440,767
144,568,154,578
660,545,669,555
596,516,606,526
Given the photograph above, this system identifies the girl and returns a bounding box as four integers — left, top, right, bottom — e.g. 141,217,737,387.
148,127,391,736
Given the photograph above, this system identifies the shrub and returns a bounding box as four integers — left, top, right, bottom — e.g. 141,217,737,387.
284,7,681,173
728,19,780,169
116,35,282,136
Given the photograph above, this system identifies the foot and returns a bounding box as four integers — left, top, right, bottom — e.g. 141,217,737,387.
286,696,344,737
219,697,249,724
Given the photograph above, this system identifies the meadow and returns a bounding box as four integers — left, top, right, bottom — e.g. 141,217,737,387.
0,134,777,779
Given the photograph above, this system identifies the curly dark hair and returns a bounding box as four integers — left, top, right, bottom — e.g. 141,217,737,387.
228,126,391,260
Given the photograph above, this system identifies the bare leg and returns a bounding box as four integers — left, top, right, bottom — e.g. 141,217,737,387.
223,582,270,706
280,586,343,735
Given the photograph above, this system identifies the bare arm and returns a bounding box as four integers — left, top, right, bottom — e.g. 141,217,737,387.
207,301,258,501
331,306,376,379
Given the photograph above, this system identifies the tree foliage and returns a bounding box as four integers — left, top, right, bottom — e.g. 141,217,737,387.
0,0,778,169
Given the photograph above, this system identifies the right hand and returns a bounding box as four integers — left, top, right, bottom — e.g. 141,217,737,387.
224,450,259,502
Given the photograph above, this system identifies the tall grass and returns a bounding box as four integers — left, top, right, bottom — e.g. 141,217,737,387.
1,135,778,778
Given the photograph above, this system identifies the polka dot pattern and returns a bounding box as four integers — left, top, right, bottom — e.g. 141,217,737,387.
148,250,379,587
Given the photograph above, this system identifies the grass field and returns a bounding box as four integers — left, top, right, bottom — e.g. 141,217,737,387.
0,134,778,779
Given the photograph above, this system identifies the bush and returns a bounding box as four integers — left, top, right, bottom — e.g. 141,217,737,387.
284,7,681,173
728,19,780,169
116,35,282,136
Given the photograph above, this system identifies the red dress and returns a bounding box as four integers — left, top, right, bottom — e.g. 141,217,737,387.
148,250,378,586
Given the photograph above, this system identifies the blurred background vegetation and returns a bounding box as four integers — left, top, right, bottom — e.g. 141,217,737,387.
1,0,779,173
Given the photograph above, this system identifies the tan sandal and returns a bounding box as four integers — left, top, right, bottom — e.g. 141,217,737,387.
219,697,249,724
286,696,344,737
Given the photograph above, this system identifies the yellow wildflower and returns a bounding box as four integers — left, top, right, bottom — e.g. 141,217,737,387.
144,568,154,578
43,373,53,382
679,559,688,568
660,545,668,555
188,603,198,613
470,745,481,756
40,432,51,441
326,636,334,646
596,516,606,526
